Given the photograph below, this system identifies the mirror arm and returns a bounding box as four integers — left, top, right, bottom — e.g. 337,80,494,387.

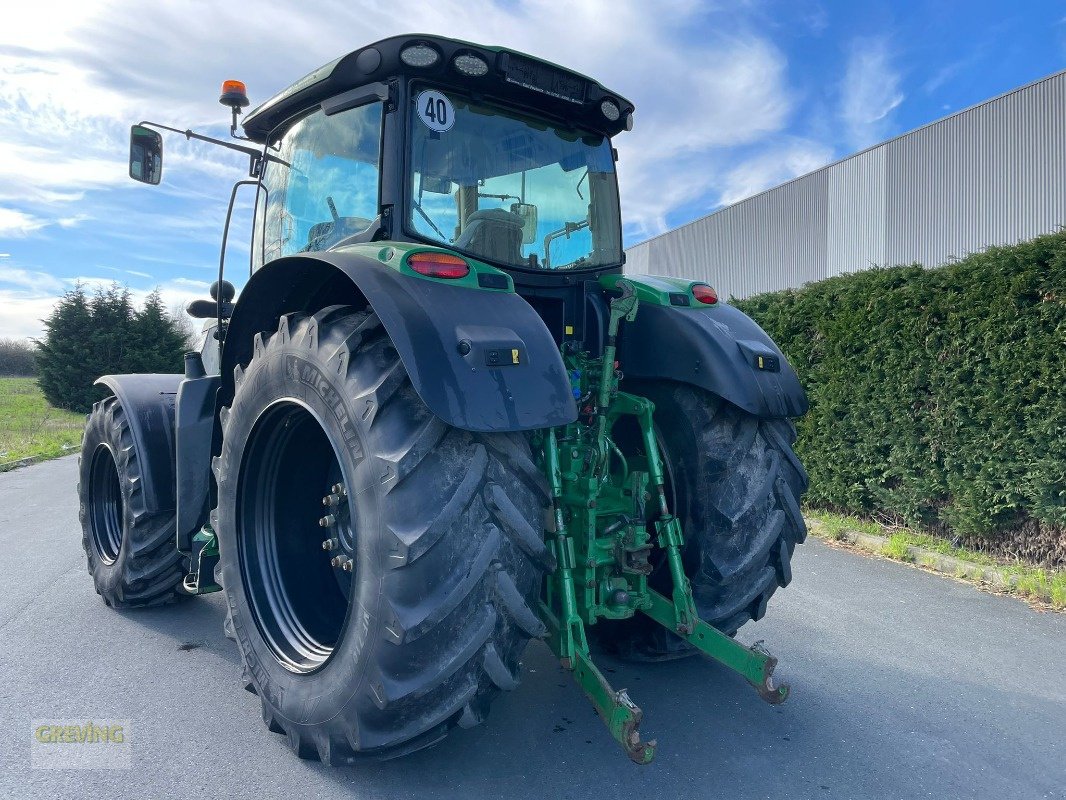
139,121,260,158
137,120,283,175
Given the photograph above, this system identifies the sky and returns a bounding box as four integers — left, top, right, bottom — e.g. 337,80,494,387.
1,0,1065,339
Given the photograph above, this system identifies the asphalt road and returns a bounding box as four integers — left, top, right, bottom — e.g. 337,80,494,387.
1,456,1063,799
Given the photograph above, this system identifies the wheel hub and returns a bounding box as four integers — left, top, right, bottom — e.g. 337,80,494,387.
237,401,356,673
88,444,124,564
319,481,356,590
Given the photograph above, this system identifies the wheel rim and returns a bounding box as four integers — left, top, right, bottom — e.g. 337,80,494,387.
88,444,124,564
237,400,355,673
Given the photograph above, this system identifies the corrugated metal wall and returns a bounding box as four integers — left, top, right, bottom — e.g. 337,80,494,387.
625,71,1066,298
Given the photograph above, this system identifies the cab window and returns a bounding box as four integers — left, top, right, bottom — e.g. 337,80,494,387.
254,102,383,268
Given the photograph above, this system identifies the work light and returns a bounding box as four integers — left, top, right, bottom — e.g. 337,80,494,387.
400,44,440,67
453,53,489,77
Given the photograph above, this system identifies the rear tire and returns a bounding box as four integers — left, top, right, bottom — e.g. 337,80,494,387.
213,306,551,763
595,383,807,660
78,396,184,608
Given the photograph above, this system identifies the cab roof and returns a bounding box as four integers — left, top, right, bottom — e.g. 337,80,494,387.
241,33,635,142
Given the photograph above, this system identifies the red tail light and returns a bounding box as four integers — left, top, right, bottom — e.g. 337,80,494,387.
407,251,470,279
692,283,718,305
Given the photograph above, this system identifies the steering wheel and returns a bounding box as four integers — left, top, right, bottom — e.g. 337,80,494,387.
305,198,373,252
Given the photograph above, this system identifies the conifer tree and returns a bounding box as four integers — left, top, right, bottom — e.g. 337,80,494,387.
36,284,96,411
36,283,192,412
129,289,188,374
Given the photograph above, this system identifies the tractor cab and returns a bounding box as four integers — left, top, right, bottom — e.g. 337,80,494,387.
239,35,632,282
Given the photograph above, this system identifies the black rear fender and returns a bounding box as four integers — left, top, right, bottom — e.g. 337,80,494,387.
618,300,808,419
220,249,577,433
93,374,182,514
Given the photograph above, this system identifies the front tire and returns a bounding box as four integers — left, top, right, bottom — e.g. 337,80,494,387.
596,383,808,660
78,396,184,607
213,306,551,763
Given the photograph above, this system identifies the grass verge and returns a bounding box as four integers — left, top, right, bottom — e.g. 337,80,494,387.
807,509,1066,611
0,377,84,470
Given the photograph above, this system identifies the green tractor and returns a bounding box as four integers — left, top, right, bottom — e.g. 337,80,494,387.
83,34,808,764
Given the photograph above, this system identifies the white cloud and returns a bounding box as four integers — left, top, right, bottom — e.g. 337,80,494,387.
840,37,904,150
718,139,834,206
618,35,794,236
64,276,117,294
0,265,65,293
0,1,103,52
57,215,92,228
0,0,799,244
923,60,965,95
0,290,62,339
169,277,212,291
922,48,985,96
0,208,47,237
0,273,216,340
0,1,825,333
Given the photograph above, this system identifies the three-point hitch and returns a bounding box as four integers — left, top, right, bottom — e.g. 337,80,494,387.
536,279,789,763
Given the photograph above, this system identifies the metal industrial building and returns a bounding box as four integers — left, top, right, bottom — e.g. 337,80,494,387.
625,70,1066,299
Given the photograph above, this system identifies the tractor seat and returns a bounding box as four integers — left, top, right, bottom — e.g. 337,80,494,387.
453,209,523,264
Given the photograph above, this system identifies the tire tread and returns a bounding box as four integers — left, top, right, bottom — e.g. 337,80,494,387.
216,307,547,762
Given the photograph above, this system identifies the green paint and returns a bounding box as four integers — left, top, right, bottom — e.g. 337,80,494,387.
336,242,514,292
184,525,222,595
537,280,786,763
599,272,716,307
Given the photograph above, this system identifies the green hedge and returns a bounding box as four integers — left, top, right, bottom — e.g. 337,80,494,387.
733,230,1066,553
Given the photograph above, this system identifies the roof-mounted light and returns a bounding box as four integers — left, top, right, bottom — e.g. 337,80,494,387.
600,99,620,122
400,43,440,68
453,53,489,77
219,80,250,109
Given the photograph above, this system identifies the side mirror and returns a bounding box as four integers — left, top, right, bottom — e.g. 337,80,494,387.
129,125,163,185
512,203,538,245
420,175,453,194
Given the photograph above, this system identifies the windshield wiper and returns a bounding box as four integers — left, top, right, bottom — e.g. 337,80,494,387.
478,192,521,203
413,199,448,241
575,169,588,200
543,219,589,269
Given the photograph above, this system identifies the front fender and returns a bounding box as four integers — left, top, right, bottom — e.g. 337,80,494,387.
618,301,808,419
222,248,577,432
94,374,182,513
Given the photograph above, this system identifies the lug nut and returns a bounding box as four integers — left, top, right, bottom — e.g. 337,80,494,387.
322,538,339,551
331,483,346,496
322,493,342,507
319,514,336,527
330,554,353,571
